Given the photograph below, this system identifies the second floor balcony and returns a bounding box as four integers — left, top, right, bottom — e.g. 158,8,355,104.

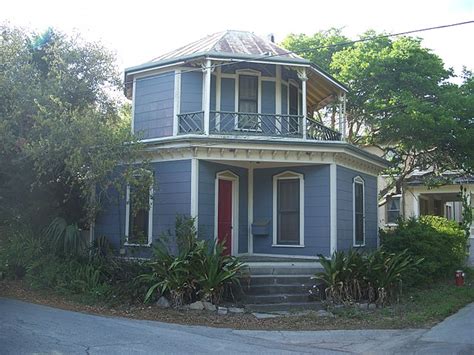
178,111,342,141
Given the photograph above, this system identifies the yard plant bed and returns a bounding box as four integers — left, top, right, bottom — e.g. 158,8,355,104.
1,274,473,331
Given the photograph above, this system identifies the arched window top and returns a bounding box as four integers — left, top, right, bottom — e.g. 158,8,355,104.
274,170,304,180
216,170,238,180
353,176,364,184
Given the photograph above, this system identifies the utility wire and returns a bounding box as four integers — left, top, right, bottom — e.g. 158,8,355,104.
124,20,474,86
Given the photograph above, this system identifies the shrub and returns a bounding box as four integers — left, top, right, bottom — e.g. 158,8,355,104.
44,217,87,256
140,216,247,307
381,216,467,284
315,249,421,306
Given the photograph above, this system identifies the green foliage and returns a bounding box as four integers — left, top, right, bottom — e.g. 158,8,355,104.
140,216,246,306
0,24,149,230
381,216,467,284
459,185,473,239
315,249,421,306
0,226,148,304
44,217,87,256
281,30,474,191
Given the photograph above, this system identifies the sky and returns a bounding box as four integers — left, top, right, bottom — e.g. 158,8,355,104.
2,0,473,78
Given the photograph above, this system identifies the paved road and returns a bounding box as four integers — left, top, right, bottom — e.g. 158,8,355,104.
1,298,473,354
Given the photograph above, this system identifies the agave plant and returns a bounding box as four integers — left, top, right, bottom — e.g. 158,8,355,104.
195,241,246,304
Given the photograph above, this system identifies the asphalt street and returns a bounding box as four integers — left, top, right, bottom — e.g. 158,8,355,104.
1,298,473,354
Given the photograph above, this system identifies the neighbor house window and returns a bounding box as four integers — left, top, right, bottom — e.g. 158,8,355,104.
273,171,304,246
238,74,259,130
386,195,401,224
353,176,365,246
125,175,154,246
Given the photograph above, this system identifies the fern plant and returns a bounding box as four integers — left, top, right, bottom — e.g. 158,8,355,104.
44,217,87,256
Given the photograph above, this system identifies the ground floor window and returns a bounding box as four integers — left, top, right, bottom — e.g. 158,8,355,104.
125,173,154,245
273,171,304,246
353,176,365,246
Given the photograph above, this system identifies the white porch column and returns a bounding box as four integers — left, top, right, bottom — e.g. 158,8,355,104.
202,59,212,135
330,163,337,255
191,158,199,230
248,166,254,254
342,93,347,140
413,192,420,218
298,69,308,139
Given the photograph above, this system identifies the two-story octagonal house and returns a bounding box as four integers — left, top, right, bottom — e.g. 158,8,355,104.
93,31,387,260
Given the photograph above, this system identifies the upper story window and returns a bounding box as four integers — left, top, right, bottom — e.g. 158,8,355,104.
353,176,365,247
386,195,401,224
239,75,258,113
238,74,259,130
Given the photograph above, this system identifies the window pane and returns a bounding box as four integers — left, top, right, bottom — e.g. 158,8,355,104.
387,211,399,224
386,197,400,224
128,186,150,244
289,85,298,115
239,75,258,115
354,181,364,245
277,179,300,244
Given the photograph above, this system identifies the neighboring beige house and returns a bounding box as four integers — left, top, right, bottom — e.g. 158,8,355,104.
377,170,474,264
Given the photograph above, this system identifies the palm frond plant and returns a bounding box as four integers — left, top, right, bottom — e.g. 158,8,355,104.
44,217,87,256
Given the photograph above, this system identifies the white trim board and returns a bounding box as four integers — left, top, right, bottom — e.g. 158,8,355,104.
353,175,366,247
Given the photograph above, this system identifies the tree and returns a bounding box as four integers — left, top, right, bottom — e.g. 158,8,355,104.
282,30,474,195
0,24,149,229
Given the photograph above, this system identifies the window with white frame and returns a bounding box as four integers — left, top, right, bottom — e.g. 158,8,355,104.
238,74,259,130
273,171,304,246
353,176,365,246
386,195,401,224
125,174,154,246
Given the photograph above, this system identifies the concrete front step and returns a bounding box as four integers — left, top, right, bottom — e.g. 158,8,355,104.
244,283,312,295
246,274,315,286
245,301,324,312
244,293,310,304
246,262,322,276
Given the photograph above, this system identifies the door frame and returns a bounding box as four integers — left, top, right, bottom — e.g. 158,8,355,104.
214,170,239,256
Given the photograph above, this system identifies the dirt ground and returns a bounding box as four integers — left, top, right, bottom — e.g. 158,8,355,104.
0,280,408,331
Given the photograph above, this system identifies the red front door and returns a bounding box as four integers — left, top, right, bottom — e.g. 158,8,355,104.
217,179,233,255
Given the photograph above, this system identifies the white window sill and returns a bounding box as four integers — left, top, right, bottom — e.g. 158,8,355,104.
272,244,305,248
124,242,152,247
353,244,366,248
384,223,398,228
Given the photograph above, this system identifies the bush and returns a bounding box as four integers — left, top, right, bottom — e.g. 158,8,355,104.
381,216,467,284
315,249,421,306
140,217,247,307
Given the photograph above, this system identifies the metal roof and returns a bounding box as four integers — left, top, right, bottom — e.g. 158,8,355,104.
149,30,308,64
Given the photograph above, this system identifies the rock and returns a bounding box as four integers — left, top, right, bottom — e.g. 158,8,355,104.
358,302,376,310
252,312,280,319
316,310,335,318
217,306,228,315
228,307,245,314
202,301,216,311
156,296,170,309
368,303,377,310
188,301,204,310
358,302,369,309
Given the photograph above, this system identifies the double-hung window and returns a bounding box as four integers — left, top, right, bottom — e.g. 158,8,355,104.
353,176,365,246
125,173,154,246
386,195,401,224
238,75,259,130
273,172,304,246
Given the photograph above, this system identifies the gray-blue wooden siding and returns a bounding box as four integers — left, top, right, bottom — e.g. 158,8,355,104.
198,161,248,253
337,166,378,251
94,160,192,256
252,165,331,256
134,72,174,139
